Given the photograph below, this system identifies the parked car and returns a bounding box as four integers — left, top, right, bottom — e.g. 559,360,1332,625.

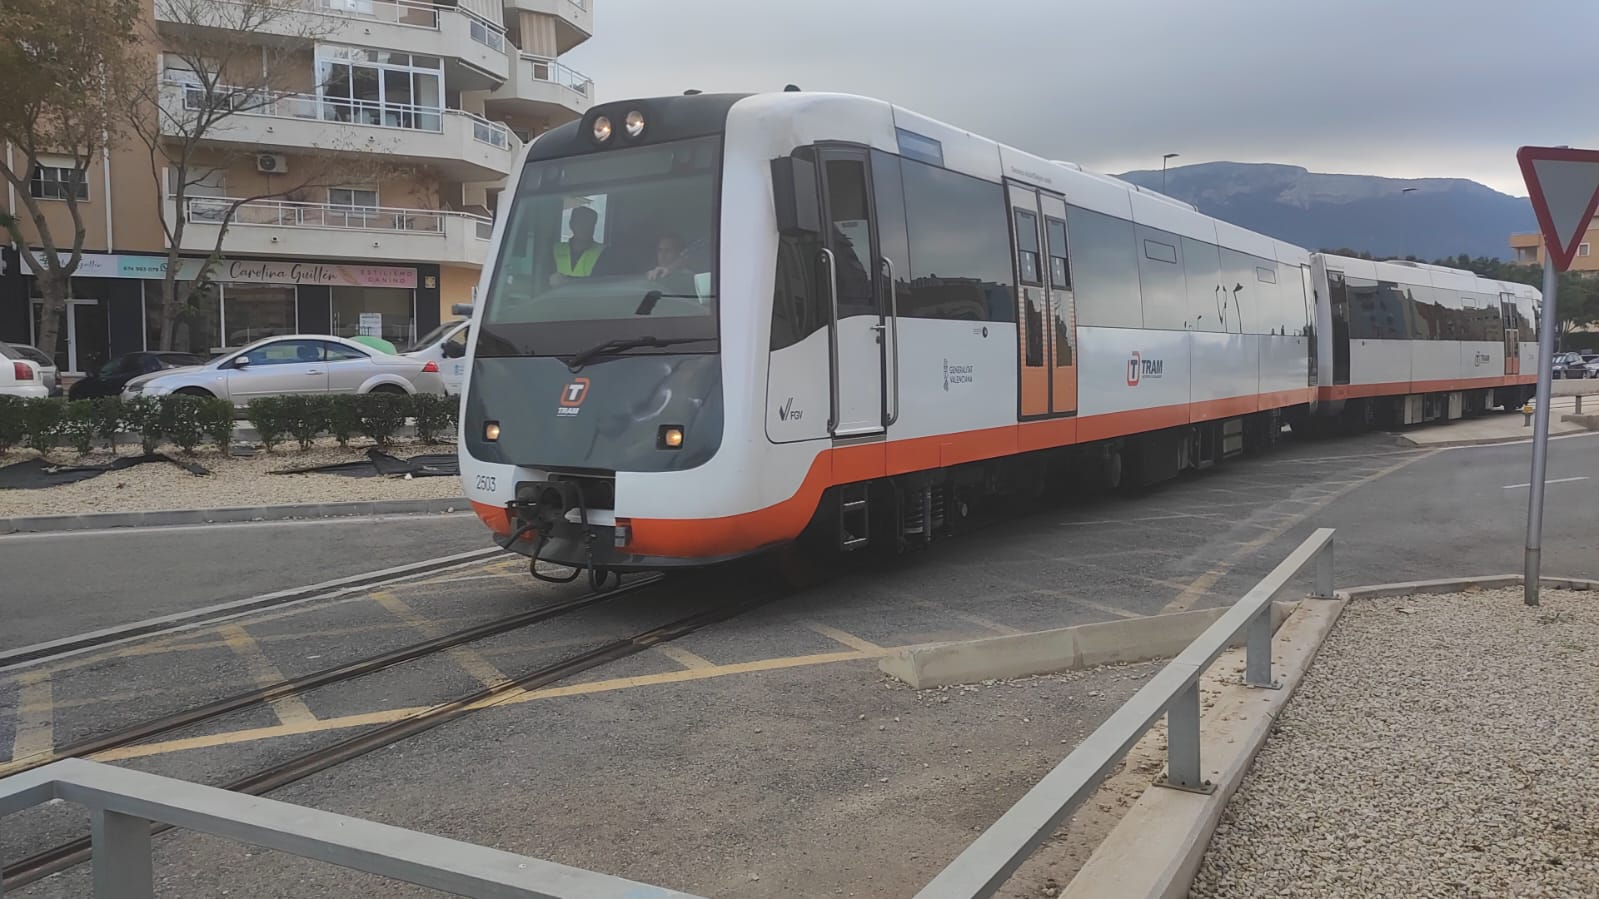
0,343,47,399
402,319,470,395
121,334,445,406
1,343,61,396
1552,351,1599,379
68,351,210,400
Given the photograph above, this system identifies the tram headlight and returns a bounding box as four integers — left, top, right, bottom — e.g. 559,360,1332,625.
591,115,613,143
658,425,684,449
484,420,501,442
624,109,646,139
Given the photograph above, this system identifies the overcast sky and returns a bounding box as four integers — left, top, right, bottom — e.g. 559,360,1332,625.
566,0,1597,196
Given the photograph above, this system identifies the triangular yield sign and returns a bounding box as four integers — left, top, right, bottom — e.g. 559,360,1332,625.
1518,146,1599,272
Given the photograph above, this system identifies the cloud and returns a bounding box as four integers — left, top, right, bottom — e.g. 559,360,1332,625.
567,0,1598,195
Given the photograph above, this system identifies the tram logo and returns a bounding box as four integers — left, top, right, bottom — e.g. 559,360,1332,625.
777,397,803,421
1127,352,1163,386
943,359,974,391
557,377,590,416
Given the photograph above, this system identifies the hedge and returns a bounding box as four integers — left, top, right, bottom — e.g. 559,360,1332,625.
0,392,457,457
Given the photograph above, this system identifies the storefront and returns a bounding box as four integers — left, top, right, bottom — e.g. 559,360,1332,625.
0,252,441,374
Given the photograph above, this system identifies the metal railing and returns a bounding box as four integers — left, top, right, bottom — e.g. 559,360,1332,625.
181,196,492,237
521,53,593,97
912,528,1336,899
0,758,703,899
304,0,507,50
167,81,513,149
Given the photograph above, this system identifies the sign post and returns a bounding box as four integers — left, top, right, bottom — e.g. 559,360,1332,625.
1515,146,1599,606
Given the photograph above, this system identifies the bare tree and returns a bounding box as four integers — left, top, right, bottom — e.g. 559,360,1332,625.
0,0,140,358
130,0,396,350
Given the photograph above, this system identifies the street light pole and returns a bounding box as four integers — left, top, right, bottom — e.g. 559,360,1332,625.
1161,153,1179,192
1524,255,1559,606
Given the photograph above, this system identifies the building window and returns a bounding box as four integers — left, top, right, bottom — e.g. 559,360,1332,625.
30,164,88,201
332,286,415,345
1581,243,1592,258
223,285,297,347
146,282,223,356
318,46,443,131
1516,246,1539,263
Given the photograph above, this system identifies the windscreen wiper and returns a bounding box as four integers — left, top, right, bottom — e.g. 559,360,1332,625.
564,335,704,371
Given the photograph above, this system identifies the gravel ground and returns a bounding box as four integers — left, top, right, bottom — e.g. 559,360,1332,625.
1192,587,1599,899
0,438,463,517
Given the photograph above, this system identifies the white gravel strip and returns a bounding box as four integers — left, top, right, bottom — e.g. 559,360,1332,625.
0,439,463,518
1191,587,1599,899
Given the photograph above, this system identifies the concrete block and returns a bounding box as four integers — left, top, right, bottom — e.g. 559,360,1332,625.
1559,413,1599,430
878,602,1296,689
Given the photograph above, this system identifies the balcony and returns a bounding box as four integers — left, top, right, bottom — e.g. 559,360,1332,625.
485,54,592,121
158,81,519,182
172,196,494,267
503,0,593,54
156,0,511,90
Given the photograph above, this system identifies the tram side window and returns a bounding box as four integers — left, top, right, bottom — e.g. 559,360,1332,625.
898,158,1014,323
1369,280,1411,340
1344,276,1384,340
770,231,824,351
1136,226,1185,330
1479,292,1504,341
1182,237,1224,333
1219,248,1259,334
1409,285,1439,340
1065,205,1140,329
1045,218,1071,290
871,150,910,315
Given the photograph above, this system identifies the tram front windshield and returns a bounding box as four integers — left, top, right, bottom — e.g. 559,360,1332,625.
477,135,719,358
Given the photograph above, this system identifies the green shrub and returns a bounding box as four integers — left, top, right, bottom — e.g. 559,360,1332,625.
21,398,66,451
327,395,361,448
198,398,236,455
0,396,24,453
282,395,330,451
245,396,289,452
122,396,164,455
410,392,456,444
357,391,407,446
91,397,124,452
62,401,98,456
159,395,206,455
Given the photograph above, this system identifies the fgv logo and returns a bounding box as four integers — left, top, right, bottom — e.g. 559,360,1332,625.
777,397,803,421
1127,352,1164,386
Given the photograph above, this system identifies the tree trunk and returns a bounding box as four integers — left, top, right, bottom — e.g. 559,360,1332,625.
159,273,181,351
32,269,69,362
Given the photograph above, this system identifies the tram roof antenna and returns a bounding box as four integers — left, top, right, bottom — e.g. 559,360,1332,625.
683,89,702,95
784,84,801,92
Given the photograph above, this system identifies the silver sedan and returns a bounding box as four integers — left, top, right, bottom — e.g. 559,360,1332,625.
122,335,445,406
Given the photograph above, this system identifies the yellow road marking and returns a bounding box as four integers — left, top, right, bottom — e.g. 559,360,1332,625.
91,648,879,763
219,625,316,726
801,621,884,653
1161,449,1436,614
9,674,54,765
654,645,715,670
370,591,508,689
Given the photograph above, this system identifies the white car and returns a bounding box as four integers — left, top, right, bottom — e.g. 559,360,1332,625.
122,334,446,406
0,343,48,398
402,319,470,395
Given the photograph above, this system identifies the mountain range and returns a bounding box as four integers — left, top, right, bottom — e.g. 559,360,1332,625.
1115,162,1536,262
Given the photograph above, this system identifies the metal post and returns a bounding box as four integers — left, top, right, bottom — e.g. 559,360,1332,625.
1244,608,1280,689
1313,539,1335,599
90,809,154,899
1525,257,1559,607
1160,681,1212,793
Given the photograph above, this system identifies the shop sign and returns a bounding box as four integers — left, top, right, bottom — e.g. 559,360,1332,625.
30,252,417,288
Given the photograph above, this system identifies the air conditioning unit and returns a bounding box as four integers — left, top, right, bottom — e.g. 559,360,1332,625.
256,153,288,174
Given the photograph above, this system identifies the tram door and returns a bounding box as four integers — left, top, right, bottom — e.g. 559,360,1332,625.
1500,292,1520,376
817,148,887,437
1008,185,1077,417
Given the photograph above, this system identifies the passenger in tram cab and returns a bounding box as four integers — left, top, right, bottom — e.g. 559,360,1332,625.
549,204,605,287
646,232,690,282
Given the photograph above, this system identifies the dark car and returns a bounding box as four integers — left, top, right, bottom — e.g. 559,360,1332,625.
68,351,209,399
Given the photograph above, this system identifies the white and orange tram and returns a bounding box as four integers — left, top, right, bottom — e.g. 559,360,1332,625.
457,91,1541,579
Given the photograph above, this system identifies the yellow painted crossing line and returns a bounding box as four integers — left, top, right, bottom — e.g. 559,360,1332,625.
220,625,317,726
9,674,54,764
370,591,509,689
800,621,884,653
654,645,716,670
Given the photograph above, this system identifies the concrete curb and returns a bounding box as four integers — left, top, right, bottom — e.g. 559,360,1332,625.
0,546,501,671
878,602,1297,689
0,497,472,535
1059,572,1595,899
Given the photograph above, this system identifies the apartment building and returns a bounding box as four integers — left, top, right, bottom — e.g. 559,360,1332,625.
0,0,592,375
1510,215,1598,273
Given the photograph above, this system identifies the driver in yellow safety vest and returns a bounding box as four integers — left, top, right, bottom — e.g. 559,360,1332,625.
549,205,605,287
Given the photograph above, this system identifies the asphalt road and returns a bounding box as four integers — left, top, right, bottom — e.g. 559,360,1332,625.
3,430,1597,898
0,513,489,651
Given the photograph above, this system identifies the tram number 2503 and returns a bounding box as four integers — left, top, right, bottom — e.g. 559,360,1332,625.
474,475,497,492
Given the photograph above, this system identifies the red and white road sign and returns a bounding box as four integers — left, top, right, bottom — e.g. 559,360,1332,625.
1517,145,1599,272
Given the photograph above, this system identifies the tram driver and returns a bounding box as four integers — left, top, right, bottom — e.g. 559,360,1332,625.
549,204,605,287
